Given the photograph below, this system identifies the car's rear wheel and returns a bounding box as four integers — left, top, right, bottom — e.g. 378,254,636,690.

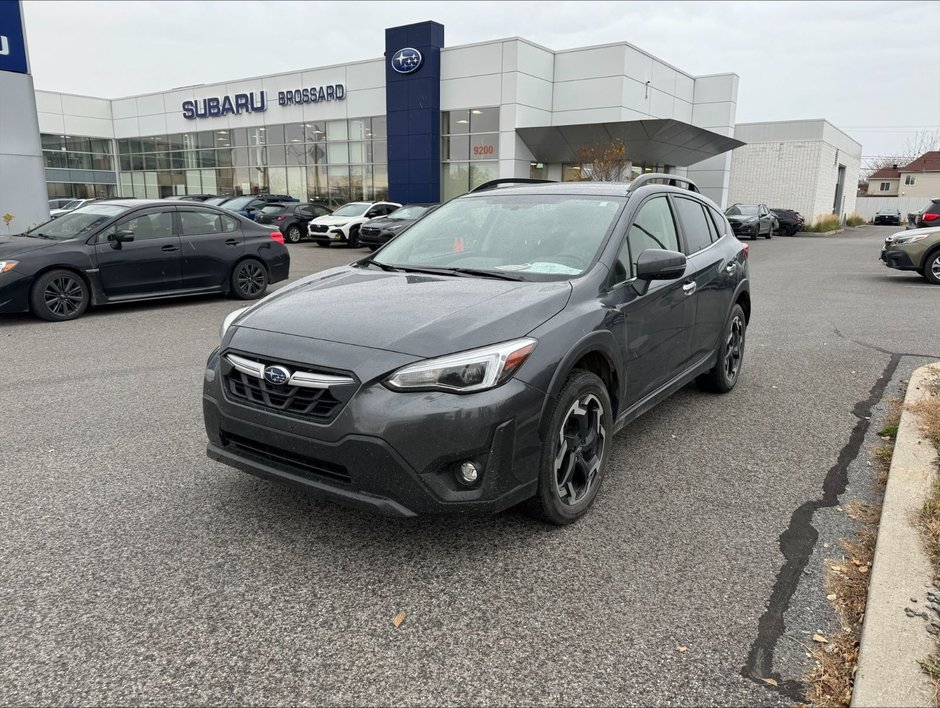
30,269,90,322
230,259,268,300
285,225,303,243
348,225,360,248
923,250,940,285
528,369,612,525
697,303,746,393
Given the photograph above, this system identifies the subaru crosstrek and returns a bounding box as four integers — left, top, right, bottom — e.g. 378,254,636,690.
203,176,751,524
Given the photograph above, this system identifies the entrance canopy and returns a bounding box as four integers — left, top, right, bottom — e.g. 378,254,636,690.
517,119,744,167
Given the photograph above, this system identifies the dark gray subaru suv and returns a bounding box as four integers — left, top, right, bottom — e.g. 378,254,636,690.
203,175,750,524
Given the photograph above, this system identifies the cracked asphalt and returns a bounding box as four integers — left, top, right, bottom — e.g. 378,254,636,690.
1,225,937,706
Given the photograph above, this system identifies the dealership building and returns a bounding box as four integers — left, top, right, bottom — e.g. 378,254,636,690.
25,19,749,212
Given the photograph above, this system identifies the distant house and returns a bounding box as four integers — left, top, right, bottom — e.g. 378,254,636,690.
867,151,940,197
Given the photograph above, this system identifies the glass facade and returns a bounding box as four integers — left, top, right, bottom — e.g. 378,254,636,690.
115,116,388,203
441,108,499,201
41,134,117,199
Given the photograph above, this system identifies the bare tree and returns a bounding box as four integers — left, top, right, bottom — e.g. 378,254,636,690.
903,128,940,159
575,139,629,182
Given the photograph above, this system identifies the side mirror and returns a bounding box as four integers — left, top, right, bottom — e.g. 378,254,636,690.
109,229,135,245
633,249,687,295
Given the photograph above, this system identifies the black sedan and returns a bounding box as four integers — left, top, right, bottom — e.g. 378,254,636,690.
0,200,289,322
873,208,902,226
358,203,437,250
255,202,333,243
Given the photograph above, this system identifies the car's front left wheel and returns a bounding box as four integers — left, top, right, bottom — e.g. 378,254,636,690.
529,369,612,525
30,269,90,321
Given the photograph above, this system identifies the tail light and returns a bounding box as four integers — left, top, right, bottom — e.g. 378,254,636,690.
741,242,749,258
270,231,285,244
923,212,939,222
276,215,287,221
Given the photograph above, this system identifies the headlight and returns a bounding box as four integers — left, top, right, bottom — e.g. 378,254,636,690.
385,338,537,393
220,306,250,339
894,234,928,245
0,260,18,273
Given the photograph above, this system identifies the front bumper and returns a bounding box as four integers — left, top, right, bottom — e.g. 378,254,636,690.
202,338,546,517
308,224,348,243
0,271,32,314
729,223,757,237
881,247,917,270
874,217,900,225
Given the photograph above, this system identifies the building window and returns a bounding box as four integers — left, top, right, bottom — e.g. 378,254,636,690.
879,182,891,191
441,108,499,201
905,175,916,185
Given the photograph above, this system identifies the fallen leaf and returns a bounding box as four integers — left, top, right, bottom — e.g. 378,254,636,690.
391,611,407,628
826,593,837,601
762,677,778,687
859,565,869,574
813,634,828,644
676,645,687,653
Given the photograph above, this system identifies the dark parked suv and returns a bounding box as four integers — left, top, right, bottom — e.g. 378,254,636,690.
909,198,940,229
255,203,333,243
203,175,750,524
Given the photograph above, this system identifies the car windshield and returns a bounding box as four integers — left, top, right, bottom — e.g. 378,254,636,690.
372,194,625,281
222,196,254,210
877,209,899,215
332,202,371,217
726,205,758,217
26,204,129,240
389,205,430,220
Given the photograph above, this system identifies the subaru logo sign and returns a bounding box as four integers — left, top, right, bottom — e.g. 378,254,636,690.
391,48,423,74
263,365,291,386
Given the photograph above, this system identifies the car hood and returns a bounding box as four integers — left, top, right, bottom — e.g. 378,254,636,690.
233,266,573,357
0,235,61,258
312,215,356,226
363,217,414,230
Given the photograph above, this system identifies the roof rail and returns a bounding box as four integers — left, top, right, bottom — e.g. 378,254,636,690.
470,178,556,193
628,173,700,194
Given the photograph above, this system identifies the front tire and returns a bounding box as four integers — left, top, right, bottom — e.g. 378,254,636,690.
285,225,303,244
30,269,90,321
230,259,268,300
697,303,746,393
923,250,940,285
528,370,612,525
348,225,360,248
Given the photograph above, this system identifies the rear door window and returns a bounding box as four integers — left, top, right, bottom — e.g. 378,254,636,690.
672,197,712,253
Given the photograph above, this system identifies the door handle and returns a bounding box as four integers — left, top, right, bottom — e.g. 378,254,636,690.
225,239,239,246
682,281,696,295
161,245,179,252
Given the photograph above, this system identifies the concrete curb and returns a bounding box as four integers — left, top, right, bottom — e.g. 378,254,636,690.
852,362,940,708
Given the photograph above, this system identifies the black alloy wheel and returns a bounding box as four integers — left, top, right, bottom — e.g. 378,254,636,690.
697,303,746,393
30,269,89,321
923,250,940,285
231,259,268,300
285,225,303,243
529,369,612,525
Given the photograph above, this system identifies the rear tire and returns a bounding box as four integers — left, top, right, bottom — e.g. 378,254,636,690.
697,303,746,393
30,269,89,322
527,370,612,525
285,225,303,243
923,250,940,285
230,259,268,300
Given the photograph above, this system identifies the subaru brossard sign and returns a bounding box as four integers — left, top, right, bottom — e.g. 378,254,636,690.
390,48,422,74
182,83,345,120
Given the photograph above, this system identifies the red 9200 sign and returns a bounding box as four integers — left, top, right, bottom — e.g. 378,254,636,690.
472,145,495,156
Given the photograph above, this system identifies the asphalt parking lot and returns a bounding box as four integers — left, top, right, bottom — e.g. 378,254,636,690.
2,225,938,706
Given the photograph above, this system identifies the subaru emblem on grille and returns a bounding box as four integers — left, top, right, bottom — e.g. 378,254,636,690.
263,365,291,385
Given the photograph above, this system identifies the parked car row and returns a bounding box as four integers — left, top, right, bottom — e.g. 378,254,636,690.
721,204,804,239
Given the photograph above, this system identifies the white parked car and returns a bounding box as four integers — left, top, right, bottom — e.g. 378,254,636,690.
50,198,96,219
307,200,401,247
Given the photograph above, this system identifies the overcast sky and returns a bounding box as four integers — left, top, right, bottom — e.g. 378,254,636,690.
21,0,940,160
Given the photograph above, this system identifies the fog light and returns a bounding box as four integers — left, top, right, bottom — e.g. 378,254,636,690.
458,461,479,485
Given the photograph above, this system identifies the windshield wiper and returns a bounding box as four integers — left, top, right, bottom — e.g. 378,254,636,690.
362,260,403,272
379,265,523,281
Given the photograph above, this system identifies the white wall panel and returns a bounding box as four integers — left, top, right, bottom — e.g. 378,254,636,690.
345,60,385,91
34,91,62,114
135,94,165,116
112,117,140,138
60,94,112,120
551,107,623,126
111,98,137,120
63,115,114,138
691,102,734,129
440,74,502,109
650,61,676,95
649,89,674,119
515,73,553,110
553,76,623,112
555,45,625,82
621,77,650,115
442,44,502,80
673,99,692,124
344,87,386,118
693,74,738,104
135,113,167,136
37,111,65,134
516,41,554,80
675,73,694,103
623,44,653,84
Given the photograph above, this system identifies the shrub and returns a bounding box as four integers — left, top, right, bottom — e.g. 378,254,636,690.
846,213,866,227
804,214,841,232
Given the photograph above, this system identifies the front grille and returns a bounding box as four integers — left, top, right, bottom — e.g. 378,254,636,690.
360,226,380,237
310,224,329,232
221,353,355,422
221,430,351,484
